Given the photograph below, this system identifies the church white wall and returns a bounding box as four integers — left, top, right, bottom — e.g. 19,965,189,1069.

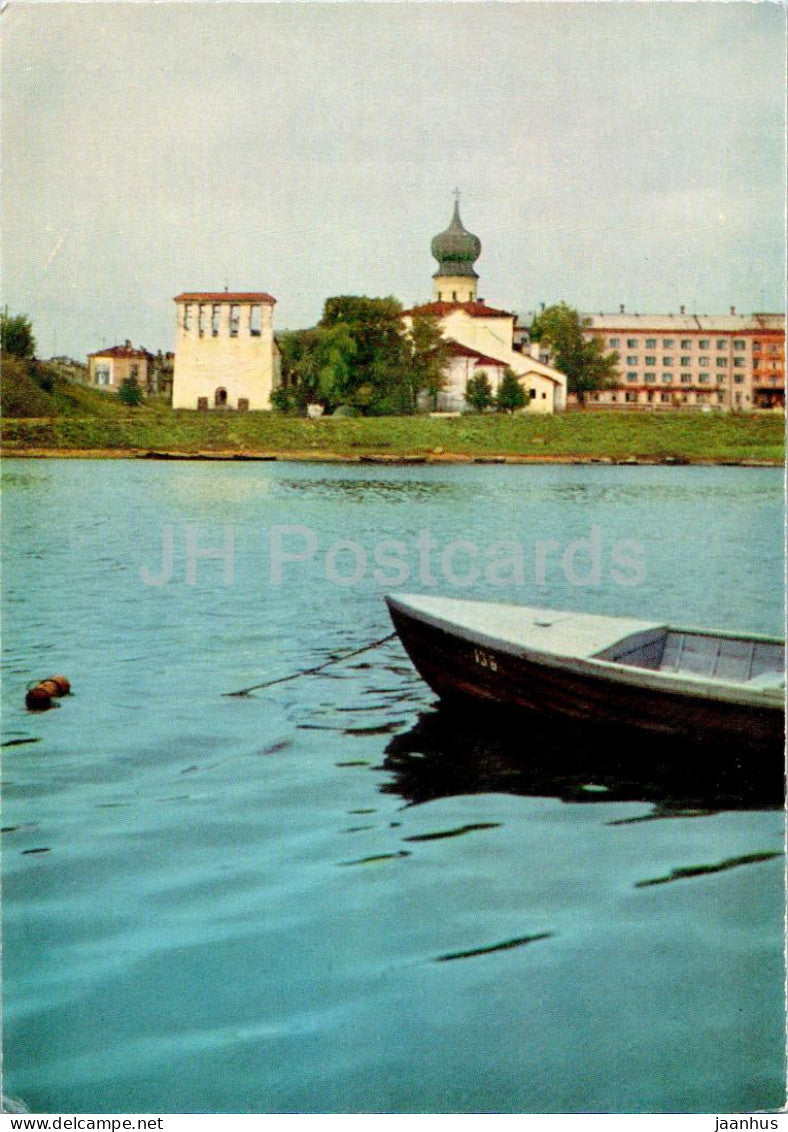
432,275,478,303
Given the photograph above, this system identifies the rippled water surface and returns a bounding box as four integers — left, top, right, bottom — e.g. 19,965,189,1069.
1,460,785,1113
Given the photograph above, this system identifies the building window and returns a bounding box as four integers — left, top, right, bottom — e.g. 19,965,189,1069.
716,339,726,350
716,357,727,367
699,339,709,349
229,306,240,337
661,374,672,383
734,340,746,350
645,356,656,366
214,387,228,407
610,393,618,403
734,375,744,384
625,391,638,403
609,337,620,347
733,358,745,367
644,373,656,383
626,355,638,365
645,338,657,348
681,394,689,403
680,339,692,349
679,356,691,367
94,364,111,386
212,305,220,336
626,338,638,348
698,357,709,366
182,304,191,331
717,392,725,404
716,374,726,383
626,372,638,382
198,304,207,337
662,357,673,366
680,374,692,384
662,338,674,347
130,363,139,379
753,341,762,351
660,393,671,403
698,374,710,383
250,305,262,336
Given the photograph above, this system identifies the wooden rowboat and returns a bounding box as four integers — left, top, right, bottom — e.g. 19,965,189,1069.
386,594,785,752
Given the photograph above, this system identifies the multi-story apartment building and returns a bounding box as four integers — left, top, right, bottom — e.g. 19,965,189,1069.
579,309,785,410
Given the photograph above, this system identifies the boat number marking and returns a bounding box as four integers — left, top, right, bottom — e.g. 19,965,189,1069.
473,648,498,672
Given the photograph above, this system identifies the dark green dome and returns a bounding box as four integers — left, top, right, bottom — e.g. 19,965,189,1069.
431,201,481,278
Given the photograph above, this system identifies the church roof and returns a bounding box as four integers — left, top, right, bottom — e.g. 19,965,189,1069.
431,202,481,279
173,292,276,304
445,340,506,367
403,300,515,320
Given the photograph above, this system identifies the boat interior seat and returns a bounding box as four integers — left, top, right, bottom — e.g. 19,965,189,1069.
602,629,785,684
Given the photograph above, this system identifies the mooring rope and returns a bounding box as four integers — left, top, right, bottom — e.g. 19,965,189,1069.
223,631,399,698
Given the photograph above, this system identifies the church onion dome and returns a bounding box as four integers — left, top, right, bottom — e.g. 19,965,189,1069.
431,201,481,278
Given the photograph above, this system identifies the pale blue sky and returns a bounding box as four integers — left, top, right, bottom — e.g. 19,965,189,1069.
2,1,785,359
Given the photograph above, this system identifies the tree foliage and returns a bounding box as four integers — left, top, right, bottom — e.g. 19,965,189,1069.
276,297,451,416
529,302,619,404
1,312,36,360
465,372,493,412
406,312,450,412
118,375,143,407
495,367,527,412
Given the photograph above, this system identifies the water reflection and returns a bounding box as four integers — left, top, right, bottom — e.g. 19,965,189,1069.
380,705,785,813
276,477,463,503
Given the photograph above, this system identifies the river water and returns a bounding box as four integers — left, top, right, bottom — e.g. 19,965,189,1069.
1,459,784,1114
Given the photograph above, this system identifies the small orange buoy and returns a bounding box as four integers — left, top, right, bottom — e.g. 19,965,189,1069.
25,675,71,711
25,686,54,711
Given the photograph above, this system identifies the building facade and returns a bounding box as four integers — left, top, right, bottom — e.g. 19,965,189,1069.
171,292,280,411
87,341,152,393
580,310,785,410
404,202,567,413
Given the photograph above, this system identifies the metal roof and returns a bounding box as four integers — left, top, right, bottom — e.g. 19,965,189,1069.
582,312,784,333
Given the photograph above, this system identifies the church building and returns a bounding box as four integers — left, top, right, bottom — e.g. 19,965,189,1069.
403,201,566,413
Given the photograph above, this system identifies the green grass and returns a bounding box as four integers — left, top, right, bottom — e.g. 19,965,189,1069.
1,363,784,463
1,358,138,419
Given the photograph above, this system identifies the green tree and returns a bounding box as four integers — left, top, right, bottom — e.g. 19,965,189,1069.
319,296,409,413
465,372,493,412
495,367,527,411
528,302,619,405
1,312,36,360
406,312,449,411
277,325,356,412
118,375,143,407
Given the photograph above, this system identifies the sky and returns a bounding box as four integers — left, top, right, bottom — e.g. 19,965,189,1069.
2,1,786,360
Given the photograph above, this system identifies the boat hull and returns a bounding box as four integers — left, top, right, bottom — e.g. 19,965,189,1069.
387,600,785,754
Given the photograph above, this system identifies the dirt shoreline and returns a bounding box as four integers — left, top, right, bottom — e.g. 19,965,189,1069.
1,446,781,467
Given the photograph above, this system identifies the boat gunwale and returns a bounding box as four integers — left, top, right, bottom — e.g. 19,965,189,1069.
385,595,786,711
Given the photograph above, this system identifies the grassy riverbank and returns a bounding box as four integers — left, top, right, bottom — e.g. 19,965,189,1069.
1,406,784,463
